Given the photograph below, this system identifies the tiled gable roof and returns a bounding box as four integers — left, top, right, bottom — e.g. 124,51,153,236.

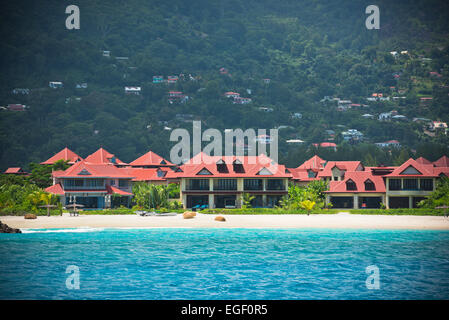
40,147,83,165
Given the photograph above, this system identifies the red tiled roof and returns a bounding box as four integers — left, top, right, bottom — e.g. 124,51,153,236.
434,156,449,168
326,171,386,193
386,158,437,178
45,183,65,195
121,167,167,181
318,161,363,178
41,147,83,165
174,152,291,178
4,167,23,174
129,151,174,167
106,185,133,196
53,160,133,178
415,157,432,165
313,142,337,148
84,148,127,165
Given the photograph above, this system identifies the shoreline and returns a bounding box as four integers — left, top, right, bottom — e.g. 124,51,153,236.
1,212,449,230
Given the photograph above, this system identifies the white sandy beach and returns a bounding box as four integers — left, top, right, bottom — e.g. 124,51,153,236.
1,212,449,230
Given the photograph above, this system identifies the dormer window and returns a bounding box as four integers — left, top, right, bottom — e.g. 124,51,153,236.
78,169,91,175
308,170,317,178
197,168,213,175
233,159,244,173
346,179,357,191
364,179,375,191
216,159,228,173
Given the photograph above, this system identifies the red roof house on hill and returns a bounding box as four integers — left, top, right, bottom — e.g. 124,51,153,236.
40,147,83,165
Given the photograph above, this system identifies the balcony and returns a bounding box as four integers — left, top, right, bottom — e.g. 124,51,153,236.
266,179,285,191
213,179,237,191
186,179,210,191
244,179,263,191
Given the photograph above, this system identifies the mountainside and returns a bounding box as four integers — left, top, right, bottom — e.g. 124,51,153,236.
1,0,449,169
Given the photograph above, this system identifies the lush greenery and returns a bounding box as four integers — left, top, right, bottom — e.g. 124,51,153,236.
349,208,446,216
132,182,182,210
0,183,61,215
279,180,329,210
418,177,449,208
1,0,449,171
200,208,340,215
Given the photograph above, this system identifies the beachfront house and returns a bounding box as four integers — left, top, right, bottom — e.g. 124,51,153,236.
171,153,291,209
290,155,449,209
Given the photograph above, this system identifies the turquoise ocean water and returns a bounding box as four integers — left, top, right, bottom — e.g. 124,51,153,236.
1,228,449,300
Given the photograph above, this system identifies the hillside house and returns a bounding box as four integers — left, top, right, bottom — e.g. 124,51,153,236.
167,75,179,84
125,87,141,95
224,92,240,99
153,76,164,83
375,140,401,148
233,97,252,104
312,142,337,151
49,81,63,89
76,83,87,89
12,88,30,95
168,91,188,104
378,112,392,121
7,104,27,111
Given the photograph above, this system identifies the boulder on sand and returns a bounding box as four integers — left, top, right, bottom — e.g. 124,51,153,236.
24,213,37,219
0,221,21,233
214,216,226,222
183,212,195,219
184,211,196,217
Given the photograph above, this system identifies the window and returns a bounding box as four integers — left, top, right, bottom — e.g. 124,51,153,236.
364,179,375,191
389,179,401,191
214,179,237,190
244,179,263,190
403,179,418,190
420,179,433,191
266,179,284,190
346,180,357,191
119,180,128,188
187,179,209,190
307,170,317,178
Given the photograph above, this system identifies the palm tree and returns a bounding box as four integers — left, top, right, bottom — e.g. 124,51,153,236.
40,192,56,217
242,193,255,208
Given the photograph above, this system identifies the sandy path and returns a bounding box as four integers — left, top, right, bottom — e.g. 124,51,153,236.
1,212,449,230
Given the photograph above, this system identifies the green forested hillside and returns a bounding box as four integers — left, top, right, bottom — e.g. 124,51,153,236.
1,0,449,169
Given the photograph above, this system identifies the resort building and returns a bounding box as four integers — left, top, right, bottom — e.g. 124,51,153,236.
171,153,291,209
291,155,449,209
46,160,133,209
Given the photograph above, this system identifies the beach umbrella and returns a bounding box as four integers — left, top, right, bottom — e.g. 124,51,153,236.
39,204,56,217
66,203,84,213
